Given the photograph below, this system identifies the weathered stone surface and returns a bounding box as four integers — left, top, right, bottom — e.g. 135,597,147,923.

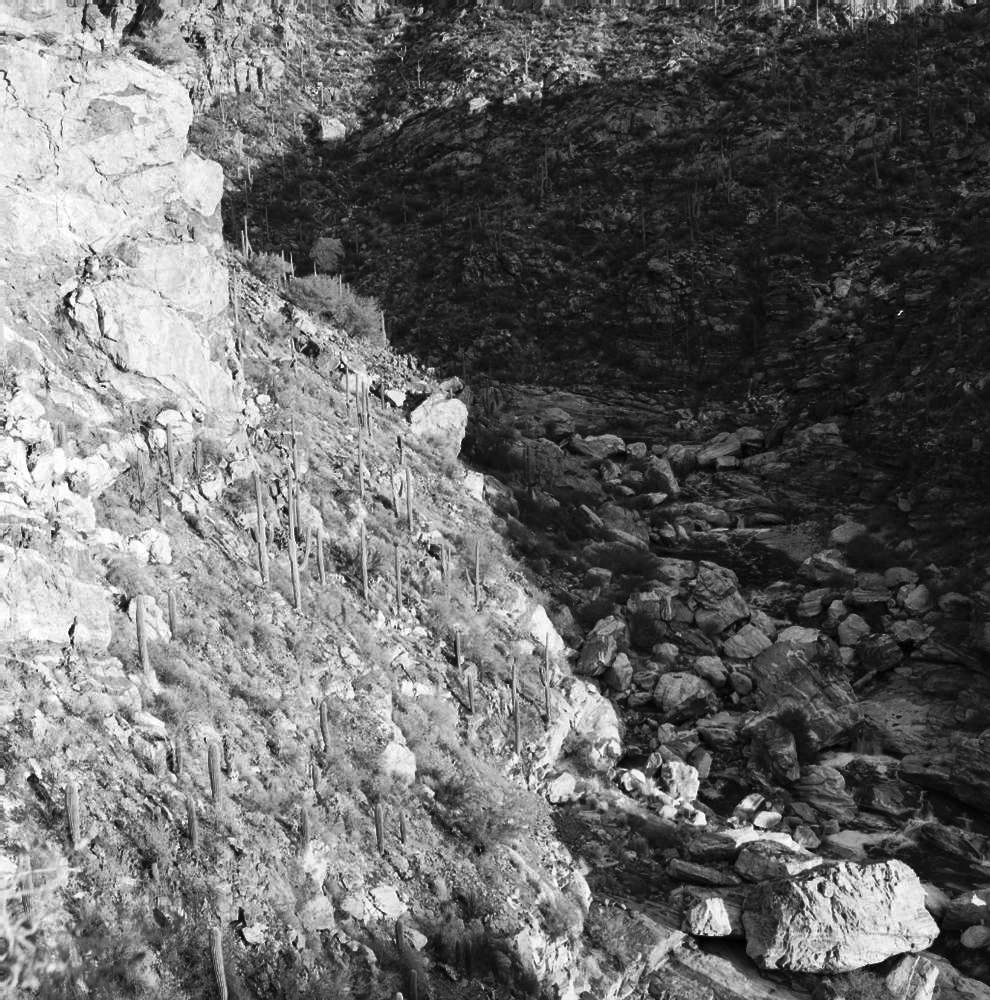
884,954,939,1000
576,615,627,677
409,394,469,454
0,545,111,652
837,613,870,647
747,639,859,751
697,431,741,467
654,672,718,723
792,765,857,822
742,860,938,973
734,840,822,882
722,623,773,660
569,433,625,461
642,455,680,495
535,676,621,775
659,760,700,803
691,561,749,635
900,731,990,816
682,892,745,937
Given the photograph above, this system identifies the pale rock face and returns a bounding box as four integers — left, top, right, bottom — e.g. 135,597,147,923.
742,860,938,973
0,545,112,652
533,676,622,776
576,615,627,676
0,37,239,418
409,395,469,455
884,954,939,1000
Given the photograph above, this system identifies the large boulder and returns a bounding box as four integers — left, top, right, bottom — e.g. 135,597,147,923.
1,35,239,418
0,545,111,653
409,394,469,455
576,616,627,677
742,860,938,973
690,562,749,636
747,638,860,751
654,673,718,723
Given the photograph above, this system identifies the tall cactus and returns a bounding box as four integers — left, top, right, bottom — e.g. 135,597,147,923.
253,471,270,586
298,807,310,855
65,780,81,849
393,542,402,612
511,659,521,756
286,471,302,612
167,589,178,639
359,522,369,603
135,595,152,679
208,742,223,808
319,699,331,751
210,928,228,1000
357,433,365,503
186,797,199,852
316,525,326,586
374,801,385,855
474,540,482,610
405,466,414,532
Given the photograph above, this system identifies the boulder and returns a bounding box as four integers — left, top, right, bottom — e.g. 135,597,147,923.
697,432,741,467
747,638,859,751
0,545,111,653
654,673,718,723
409,395,468,455
742,860,938,973
682,893,745,937
884,955,939,1000
837,614,870,647
659,760,700,803
576,616,627,677
792,765,857,822
690,562,749,635
642,455,680,495
722,624,772,660
569,433,625,461
734,840,822,882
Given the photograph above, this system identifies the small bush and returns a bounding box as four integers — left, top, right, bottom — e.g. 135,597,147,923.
285,275,384,346
125,20,194,67
844,533,898,571
248,253,293,285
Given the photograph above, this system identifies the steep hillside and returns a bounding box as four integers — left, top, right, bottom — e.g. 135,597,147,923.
180,0,990,551
5,5,990,1000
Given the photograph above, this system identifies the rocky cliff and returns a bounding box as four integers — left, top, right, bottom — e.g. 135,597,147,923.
3,3,990,1000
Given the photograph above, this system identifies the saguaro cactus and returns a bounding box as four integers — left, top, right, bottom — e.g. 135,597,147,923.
135,595,152,679
356,433,365,503
393,542,402,612
65,780,81,848
298,807,310,855
511,660,521,756
319,699,331,751
253,472,270,586
165,424,177,485
474,540,482,610
286,471,302,612
186,797,199,852
208,742,223,808
374,801,385,855
405,467,414,532
210,928,228,1000
167,589,178,638
316,525,326,586
454,630,463,669
359,522,369,603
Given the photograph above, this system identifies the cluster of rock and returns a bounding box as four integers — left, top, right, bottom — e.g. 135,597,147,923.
471,398,990,989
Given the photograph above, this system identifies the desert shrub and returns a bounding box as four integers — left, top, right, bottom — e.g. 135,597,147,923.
124,20,194,67
104,555,156,597
844,533,898,571
248,252,293,285
284,275,384,346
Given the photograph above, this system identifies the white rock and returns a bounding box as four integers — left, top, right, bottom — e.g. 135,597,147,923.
884,954,939,1000
742,860,938,973
379,740,416,788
